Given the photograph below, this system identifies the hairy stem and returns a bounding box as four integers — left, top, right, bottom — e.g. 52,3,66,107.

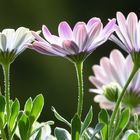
109,65,139,139
3,63,11,138
75,61,84,118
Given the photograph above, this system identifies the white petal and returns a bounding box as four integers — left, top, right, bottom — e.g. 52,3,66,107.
2,29,15,51
12,27,30,52
0,34,6,51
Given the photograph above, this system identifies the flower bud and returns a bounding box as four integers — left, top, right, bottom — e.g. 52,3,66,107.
103,82,122,102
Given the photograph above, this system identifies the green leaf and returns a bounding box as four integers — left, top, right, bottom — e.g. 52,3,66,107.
11,111,23,136
31,121,54,137
18,113,29,140
55,127,71,140
114,108,130,137
0,95,5,127
71,114,81,140
122,130,139,140
90,123,104,139
52,106,71,127
24,97,32,116
9,98,20,131
98,109,109,140
128,133,139,140
81,106,93,135
34,129,42,140
30,94,44,125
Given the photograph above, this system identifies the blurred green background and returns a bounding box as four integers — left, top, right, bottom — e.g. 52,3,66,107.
0,0,139,131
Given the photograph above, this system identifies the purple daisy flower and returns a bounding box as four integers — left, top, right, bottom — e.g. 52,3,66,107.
89,49,140,114
30,18,116,62
110,12,140,65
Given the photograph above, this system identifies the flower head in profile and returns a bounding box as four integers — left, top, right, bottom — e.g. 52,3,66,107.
89,49,140,114
0,27,34,64
110,12,140,66
30,18,116,62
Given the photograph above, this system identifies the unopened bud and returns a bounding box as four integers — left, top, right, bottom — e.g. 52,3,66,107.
103,82,122,102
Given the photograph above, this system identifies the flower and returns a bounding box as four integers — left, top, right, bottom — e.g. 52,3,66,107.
89,49,140,114
110,12,140,66
0,27,34,64
29,18,116,62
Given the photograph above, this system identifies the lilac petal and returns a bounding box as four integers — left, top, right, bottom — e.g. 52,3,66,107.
100,57,114,82
102,18,116,37
110,49,125,69
51,35,63,46
87,19,116,52
51,44,68,55
62,40,79,55
127,12,138,48
92,65,108,84
117,12,127,33
33,42,65,56
115,27,132,52
89,22,102,39
32,31,46,42
110,50,126,86
87,38,106,53
84,22,102,51
94,95,115,110
110,35,128,52
117,12,132,48
89,76,104,88
94,95,108,102
87,17,101,30
136,21,140,50
124,55,133,80
58,21,73,40
42,25,53,43
100,101,114,110
31,42,56,56
73,22,88,51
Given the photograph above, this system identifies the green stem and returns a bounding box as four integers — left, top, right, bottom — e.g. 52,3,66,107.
1,127,7,140
3,63,11,138
134,113,139,133
109,65,139,140
75,61,84,118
